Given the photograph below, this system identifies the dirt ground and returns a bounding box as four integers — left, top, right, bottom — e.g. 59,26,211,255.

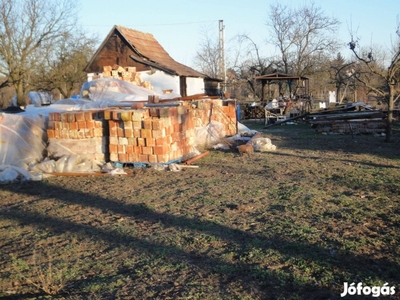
1,122,400,300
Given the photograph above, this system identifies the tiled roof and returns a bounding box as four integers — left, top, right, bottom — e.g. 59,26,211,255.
116,25,204,78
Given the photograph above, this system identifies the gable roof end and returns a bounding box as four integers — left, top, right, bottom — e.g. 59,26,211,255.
116,25,205,78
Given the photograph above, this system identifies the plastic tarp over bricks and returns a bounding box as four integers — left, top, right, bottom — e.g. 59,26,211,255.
0,113,47,168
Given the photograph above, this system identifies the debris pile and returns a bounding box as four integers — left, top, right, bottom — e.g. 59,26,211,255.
251,137,277,152
237,131,277,154
308,102,386,134
90,65,153,90
80,78,159,103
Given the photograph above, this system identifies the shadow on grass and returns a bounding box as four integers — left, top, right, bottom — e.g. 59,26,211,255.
266,151,400,169
248,122,400,160
1,181,399,299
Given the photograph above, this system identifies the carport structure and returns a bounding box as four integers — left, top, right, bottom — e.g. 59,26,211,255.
255,73,312,122
255,72,310,103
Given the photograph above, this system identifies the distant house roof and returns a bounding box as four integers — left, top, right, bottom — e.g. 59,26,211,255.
86,25,205,78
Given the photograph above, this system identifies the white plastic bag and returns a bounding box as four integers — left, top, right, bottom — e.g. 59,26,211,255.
252,138,277,152
0,165,33,183
0,167,19,184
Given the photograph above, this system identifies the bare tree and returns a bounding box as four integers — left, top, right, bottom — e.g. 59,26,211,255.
229,34,276,99
0,0,79,106
349,21,400,142
267,2,340,78
193,25,220,79
34,30,98,99
329,53,355,103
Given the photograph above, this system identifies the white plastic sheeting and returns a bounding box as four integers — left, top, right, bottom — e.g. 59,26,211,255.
0,79,168,177
31,155,102,174
11,91,54,106
80,78,179,103
139,70,181,97
0,112,47,169
251,138,277,152
80,78,157,102
0,165,36,184
194,121,226,148
0,103,95,182
0,78,242,182
0,79,165,182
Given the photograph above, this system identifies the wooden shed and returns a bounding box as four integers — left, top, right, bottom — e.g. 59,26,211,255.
255,72,310,103
84,25,206,97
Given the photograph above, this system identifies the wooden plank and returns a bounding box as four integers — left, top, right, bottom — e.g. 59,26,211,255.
309,111,384,120
184,151,209,165
309,118,385,125
44,172,115,177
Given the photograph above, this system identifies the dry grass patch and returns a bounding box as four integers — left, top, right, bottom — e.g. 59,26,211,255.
0,122,399,299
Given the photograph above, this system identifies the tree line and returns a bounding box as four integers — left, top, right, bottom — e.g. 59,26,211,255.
0,0,98,107
194,2,400,142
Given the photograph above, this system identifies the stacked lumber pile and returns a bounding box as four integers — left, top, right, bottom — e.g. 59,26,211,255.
46,110,108,162
45,99,237,165
308,102,386,134
243,105,264,119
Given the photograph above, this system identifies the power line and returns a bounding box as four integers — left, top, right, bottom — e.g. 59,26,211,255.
83,20,219,28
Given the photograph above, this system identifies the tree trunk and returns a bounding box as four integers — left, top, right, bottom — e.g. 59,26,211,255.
385,92,394,142
16,82,27,107
336,84,341,105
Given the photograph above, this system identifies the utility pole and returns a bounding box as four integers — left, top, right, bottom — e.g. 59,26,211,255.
219,20,226,94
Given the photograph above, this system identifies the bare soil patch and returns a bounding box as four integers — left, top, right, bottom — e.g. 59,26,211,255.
1,123,400,299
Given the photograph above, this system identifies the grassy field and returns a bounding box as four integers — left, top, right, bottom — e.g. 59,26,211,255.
0,122,399,299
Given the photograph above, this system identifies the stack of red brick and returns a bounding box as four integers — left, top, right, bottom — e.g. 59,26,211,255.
192,99,237,135
46,110,108,162
46,99,237,165
89,65,153,90
105,104,197,163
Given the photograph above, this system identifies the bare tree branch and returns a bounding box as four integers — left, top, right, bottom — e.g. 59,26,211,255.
348,18,400,142
267,2,340,77
0,0,79,106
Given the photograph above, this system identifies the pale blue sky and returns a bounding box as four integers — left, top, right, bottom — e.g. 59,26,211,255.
79,0,399,67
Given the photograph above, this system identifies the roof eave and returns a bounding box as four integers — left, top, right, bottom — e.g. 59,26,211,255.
129,55,178,75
